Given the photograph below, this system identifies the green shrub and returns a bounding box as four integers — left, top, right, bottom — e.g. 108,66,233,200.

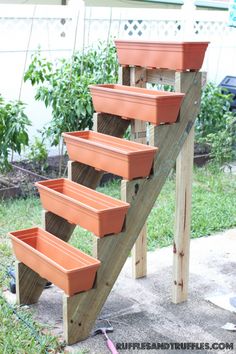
196,82,236,165
24,41,118,151
27,137,48,172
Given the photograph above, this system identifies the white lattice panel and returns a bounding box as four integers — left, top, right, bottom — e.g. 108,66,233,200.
194,20,235,39
0,17,73,51
84,18,183,44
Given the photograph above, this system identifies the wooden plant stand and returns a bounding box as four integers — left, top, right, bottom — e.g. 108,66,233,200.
15,67,201,344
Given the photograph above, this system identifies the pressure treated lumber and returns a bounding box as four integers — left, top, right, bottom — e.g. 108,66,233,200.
172,60,196,304
150,72,200,304
63,71,202,344
15,113,129,306
121,179,147,279
16,261,47,305
129,66,148,279
146,69,175,86
172,125,195,303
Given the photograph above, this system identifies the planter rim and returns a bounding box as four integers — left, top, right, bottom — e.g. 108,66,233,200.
36,178,130,213
9,227,100,274
115,39,210,46
16,234,91,267
89,84,185,100
63,131,157,156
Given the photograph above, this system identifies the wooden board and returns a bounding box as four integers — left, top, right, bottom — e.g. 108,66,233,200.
150,71,201,304
146,69,176,86
121,180,147,278
129,66,147,279
172,125,195,303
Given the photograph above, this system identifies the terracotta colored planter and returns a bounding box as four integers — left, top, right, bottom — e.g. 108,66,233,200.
89,84,184,125
9,227,100,295
115,40,209,71
63,130,157,180
36,179,129,237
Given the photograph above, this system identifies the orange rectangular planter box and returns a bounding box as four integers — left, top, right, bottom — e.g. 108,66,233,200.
63,131,157,180
9,227,100,296
115,40,209,71
36,179,129,237
89,84,184,125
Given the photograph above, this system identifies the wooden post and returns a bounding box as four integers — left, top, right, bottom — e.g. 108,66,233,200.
121,179,147,278
120,66,148,279
130,67,147,279
172,125,195,303
172,71,198,304
149,71,201,303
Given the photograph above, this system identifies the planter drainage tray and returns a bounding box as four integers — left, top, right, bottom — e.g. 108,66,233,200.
63,130,157,180
36,178,129,237
115,40,209,71
89,84,184,125
9,227,100,295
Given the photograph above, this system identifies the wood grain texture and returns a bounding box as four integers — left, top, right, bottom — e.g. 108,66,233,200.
172,72,197,304
63,71,202,344
146,69,175,86
16,261,47,305
118,65,131,86
121,179,147,278
150,71,201,304
130,66,147,279
172,126,195,303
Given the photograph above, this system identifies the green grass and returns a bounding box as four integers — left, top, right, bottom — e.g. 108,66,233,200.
0,295,64,354
0,167,235,352
101,168,236,250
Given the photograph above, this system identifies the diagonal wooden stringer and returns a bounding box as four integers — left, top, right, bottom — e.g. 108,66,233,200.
16,70,201,345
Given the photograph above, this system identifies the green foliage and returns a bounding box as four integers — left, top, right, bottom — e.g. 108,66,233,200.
148,83,174,92
27,137,48,172
24,42,118,147
0,96,31,172
0,293,64,353
124,126,131,140
196,83,236,165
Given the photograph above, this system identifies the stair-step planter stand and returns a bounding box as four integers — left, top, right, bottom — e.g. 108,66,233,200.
115,40,209,71
9,227,100,296
36,178,129,237
10,38,208,346
63,130,157,180
89,84,185,125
